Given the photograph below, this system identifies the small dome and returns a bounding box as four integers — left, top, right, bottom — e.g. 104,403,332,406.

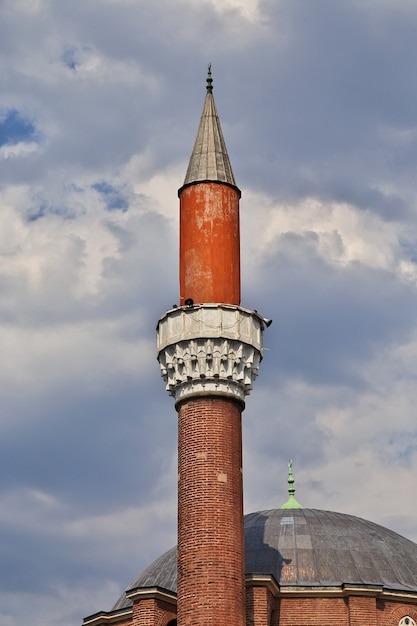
112,546,178,610
112,508,417,610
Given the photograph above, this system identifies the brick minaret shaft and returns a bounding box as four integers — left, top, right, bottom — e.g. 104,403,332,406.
157,68,266,626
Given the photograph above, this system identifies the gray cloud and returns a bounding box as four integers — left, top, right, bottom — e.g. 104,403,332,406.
1,0,417,624
247,233,417,386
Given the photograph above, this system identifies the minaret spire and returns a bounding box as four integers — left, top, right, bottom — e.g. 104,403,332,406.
178,66,241,306
182,65,237,189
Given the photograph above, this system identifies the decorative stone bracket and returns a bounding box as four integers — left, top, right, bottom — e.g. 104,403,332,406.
156,304,265,405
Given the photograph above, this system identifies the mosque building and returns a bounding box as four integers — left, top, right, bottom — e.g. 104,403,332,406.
82,69,417,626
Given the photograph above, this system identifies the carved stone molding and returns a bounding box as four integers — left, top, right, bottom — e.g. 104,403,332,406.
156,305,264,404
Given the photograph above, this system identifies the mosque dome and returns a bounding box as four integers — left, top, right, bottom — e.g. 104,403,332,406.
112,508,417,611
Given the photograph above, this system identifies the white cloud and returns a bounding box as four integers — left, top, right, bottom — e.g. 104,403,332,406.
208,0,262,21
0,142,39,159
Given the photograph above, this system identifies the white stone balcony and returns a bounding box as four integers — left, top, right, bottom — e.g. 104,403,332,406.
156,304,265,405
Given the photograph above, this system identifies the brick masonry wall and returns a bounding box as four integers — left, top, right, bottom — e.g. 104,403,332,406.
132,598,176,626
246,585,278,626
251,592,417,626
123,582,417,626
347,595,377,625
279,596,348,626
376,599,417,625
177,396,245,626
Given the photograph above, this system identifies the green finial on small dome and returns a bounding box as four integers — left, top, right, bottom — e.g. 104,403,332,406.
280,460,303,509
206,63,213,93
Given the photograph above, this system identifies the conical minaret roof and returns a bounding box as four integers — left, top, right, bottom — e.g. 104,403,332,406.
182,66,238,189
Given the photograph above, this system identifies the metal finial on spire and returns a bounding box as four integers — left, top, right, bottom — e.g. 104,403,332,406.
206,63,213,93
280,459,303,509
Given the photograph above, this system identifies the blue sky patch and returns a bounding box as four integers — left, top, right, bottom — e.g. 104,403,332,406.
0,109,36,146
61,46,78,70
26,202,47,222
26,201,79,222
92,181,129,212
61,45,93,71
399,237,417,264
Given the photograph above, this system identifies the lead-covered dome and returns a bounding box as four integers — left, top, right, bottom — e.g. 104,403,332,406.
113,508,417,610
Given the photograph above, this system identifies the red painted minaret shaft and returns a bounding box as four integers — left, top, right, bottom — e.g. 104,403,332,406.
157,67,264,626
179,182,241,305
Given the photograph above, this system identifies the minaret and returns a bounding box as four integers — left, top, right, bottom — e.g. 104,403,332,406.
157,68,268,626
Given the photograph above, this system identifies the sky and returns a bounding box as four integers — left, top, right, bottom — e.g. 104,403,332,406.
1,0,417,624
